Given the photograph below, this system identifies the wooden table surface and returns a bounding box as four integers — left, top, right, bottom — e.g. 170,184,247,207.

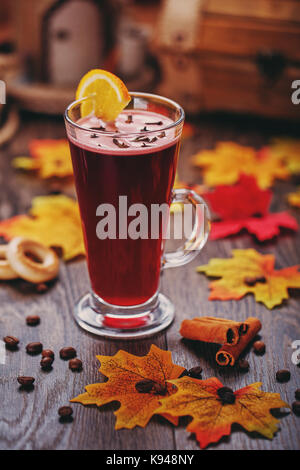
0,111,299,450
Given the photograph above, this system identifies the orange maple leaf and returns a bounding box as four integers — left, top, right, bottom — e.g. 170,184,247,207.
197,248,300,309
0,195,84,261
71,344,185,429
192,142,288,188
13,139,73,179
157,377,289,448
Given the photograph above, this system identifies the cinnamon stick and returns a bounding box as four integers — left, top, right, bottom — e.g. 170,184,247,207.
216,317,261,366
180,316,249,346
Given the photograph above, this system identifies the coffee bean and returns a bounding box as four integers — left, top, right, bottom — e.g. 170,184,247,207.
179,369,188,378
238,359,250,372
153,383,167,395
40,356,53,370
135,379,154,393
253,341,266,355
3,336,19,350
26,315,40,326
26,342,43,355
17,376,35,387
292,401,300,416
58,406,73,418
42,349,54,359
295,389,300,400
217,386,236,404
276,369,291,383
188,366,203,379
69,358,82,371
60,347,76,360
218,386,234,395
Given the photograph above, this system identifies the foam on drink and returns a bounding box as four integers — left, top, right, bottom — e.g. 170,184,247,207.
67,110,178,155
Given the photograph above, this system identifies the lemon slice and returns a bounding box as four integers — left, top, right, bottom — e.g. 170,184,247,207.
76,69,131,121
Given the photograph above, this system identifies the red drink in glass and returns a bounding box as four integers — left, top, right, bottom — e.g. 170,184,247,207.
68,110,180,306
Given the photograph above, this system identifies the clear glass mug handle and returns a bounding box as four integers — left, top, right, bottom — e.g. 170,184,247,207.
162,188,211,269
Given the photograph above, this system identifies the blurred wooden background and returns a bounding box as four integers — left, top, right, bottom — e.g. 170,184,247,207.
0,0,299,119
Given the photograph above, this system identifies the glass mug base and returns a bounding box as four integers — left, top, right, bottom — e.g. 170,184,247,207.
74,291,175,339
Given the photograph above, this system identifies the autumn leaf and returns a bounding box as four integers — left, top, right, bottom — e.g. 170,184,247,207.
71,344,185,429
203,175,298,240
13,139,73,179
197,248,300,309
157,377,289,448
0,195,84,260
287,187,300,208
192,142,289,188
269,137,300,175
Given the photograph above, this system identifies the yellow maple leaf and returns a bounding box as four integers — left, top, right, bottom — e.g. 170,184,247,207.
157,377,289,448
192,142,288,188
71,344,185,429
0,195,85,261
197,248,300,309
287,187,300,208
13,139,73,179
270,137,300,175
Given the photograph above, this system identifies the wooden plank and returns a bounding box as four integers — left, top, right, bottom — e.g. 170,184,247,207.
0,112,299,450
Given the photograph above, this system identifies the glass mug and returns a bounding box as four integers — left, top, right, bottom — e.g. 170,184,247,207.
64,92,210,339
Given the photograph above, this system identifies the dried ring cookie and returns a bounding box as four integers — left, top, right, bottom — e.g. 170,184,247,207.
0,245,18,280
6,237,59,283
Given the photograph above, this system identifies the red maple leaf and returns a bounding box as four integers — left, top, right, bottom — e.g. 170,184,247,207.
203,175,298,241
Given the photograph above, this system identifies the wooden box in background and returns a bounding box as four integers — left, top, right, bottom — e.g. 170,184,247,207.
153,0,300,119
